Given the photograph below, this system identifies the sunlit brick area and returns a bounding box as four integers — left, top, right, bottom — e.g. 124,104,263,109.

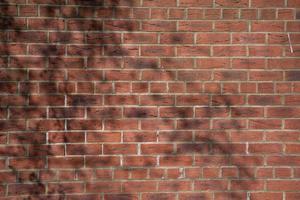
0,0,300,199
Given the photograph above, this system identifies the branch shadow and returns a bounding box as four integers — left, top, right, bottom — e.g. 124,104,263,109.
0,1,259,200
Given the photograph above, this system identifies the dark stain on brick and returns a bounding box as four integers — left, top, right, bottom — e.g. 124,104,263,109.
286,71,300,81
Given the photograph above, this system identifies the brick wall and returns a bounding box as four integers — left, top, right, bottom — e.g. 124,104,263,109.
0,0,300,199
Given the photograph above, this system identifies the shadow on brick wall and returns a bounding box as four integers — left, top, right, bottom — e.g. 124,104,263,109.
0,0,258,199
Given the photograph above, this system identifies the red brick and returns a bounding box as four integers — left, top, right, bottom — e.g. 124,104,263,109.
249,46,283,57
106,119,139,130
160,107,193,118
195,107,229,117
28,19,64,30
124,33,157,44
214,71,247,80
160,156,193,166
177,95,209,105
178,21,213,32
179,193,213,200
132,82,149,93
249,143,283,154
159,181,191,191
48,132,84,143
252,21,284,32
267,107,300,118
231,107,264,117
104,20,139,31
204,83,221,93
88,58,122,69
67,19,102,31
10,31,46,43
28,144,64,156
143,193,175,200
86,33,121,44
87,107,122,118
150,82,167,93
142,21,177,31
267,156,300,166
169,9,185,19
105,71,139,81
275,168,292,178
216,0,248,7
143,0,176,6
142,71,176,81
9,158,45,169
177,143,210,154
223,9,239,19
260,9,276,19
286,193,300,200
177,119,210,130
250,193,283,200
177,46,211,56
123,132,156,142
141,119,175,130
141,46,175,57
178,71,211,81
123,156,156,166
286,144,300,154
125,59,157,70
67,95,103,106
231,156,264,166
288,0,300,6
9,107,46,119
8,184,45,196
179,0,213,7
29,45,65,57
86,156,120,167
110,169,129,179
161,33,194,44
231,180,264,190
249,119,282,129
28,119,65,131
50,32,85,44
124,107,157,118
267,180,300,191
141,95,175,105
67,144,101,155
49,107,85,118
248,95,281,105
258,83,273,93
213,46,247,56
215,21,247,32
67,120,102,130
212,95,245,106
205,9,221,19
105,194,138,200
87,132,121,143
103,144,137,154
141,144,174,154
104,45,139,56
67,45,102,56
123,181,157,192
0,146,26,157
86,182,121,193
195,180,228,190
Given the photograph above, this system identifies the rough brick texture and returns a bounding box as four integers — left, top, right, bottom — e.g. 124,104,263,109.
0,0,300,199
